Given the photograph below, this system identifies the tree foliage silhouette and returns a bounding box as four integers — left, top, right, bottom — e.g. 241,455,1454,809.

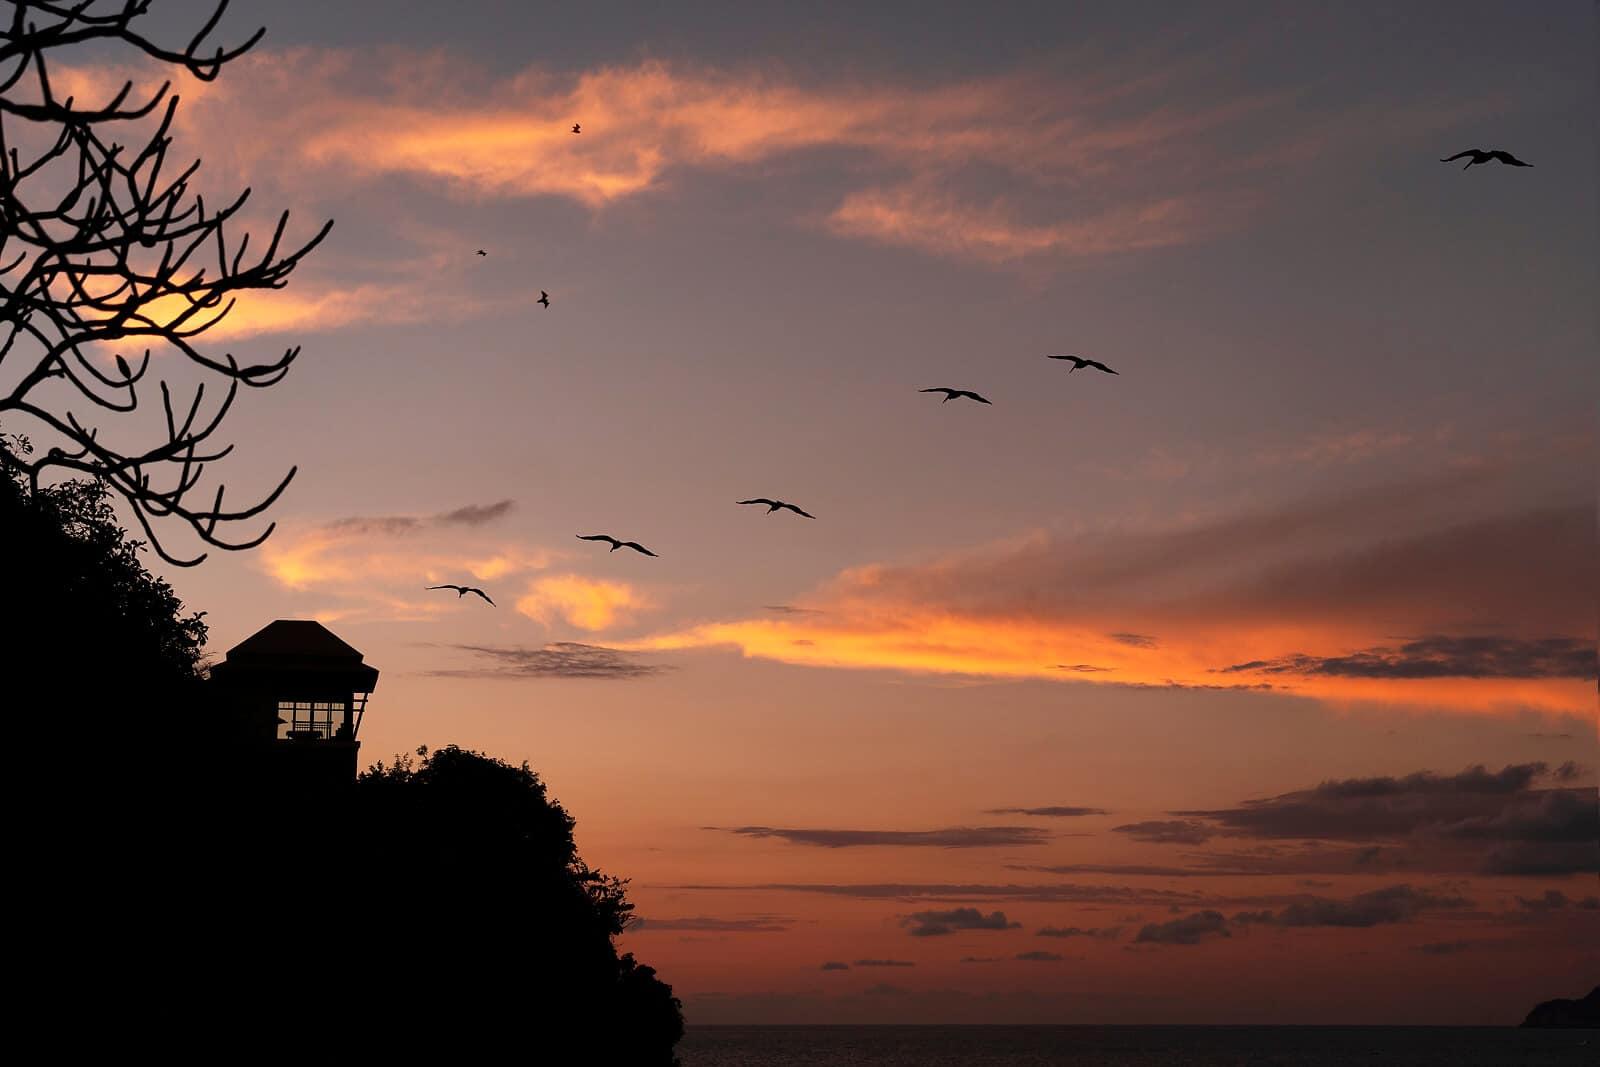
3,431,208,686
0,0,329,565
233,746,687,1061
2,429,209,751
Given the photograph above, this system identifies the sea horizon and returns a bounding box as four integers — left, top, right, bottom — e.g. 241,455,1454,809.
678,1022,1597,1065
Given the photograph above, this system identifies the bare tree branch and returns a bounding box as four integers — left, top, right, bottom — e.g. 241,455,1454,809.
0,0,328,565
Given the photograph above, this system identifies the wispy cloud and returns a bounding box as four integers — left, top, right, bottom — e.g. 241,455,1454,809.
80,38,1501,279
1172,763,1599,877
628,469,1595,715
1113,820,1214,845
1037,925,1122,940
714,826,1051,849
903,908,1022,937
658,882,1201,907
1232,885,1468,929
259,500,549,620
429,642,667,680
985,806,1109,818
1516,890,1600,913
127,281,431,341
630,915,790,933
1219,635,1596,680
1413,940,1480,956
825,183,1230,264
1134,911,1231,946
436,500,516,526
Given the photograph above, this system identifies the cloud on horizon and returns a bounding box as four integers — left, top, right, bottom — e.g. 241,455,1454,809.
903,908,1022,937
1219,635,1596,680
1173,762,1599,877
1134,910,1231,946
630,915,791,933
430,642,667,680
1231,884,1467,929
715,826,1052,849
627,473,1596,716
658,881,1201,907
1037,925,1122,940
1113,820,1215,845
1515,890,1600,913
985,805,1109,818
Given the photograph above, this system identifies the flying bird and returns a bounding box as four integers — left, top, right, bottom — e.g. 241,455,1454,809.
737,498,816,519
426,584,495,606
572,123,581,134
577,534,657,557
475,249,487,256
538,290,550,308
920,387,992,405
1439,149,1533,170
1047,354,1119,375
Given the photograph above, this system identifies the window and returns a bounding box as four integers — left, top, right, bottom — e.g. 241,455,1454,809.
277,700,347,740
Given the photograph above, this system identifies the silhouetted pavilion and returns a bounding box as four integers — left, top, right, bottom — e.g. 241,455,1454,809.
210,620,379,790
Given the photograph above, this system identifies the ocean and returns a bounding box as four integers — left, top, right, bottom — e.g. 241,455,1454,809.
677,1025,1595,1065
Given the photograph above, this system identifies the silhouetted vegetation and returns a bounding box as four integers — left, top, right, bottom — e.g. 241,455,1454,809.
344,747,684,1058
201,746,684,1059
2,433,209,698
4,434,682,1058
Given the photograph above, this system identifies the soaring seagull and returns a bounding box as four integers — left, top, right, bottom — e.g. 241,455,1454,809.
427,583,495,606
738,498,816,519
577,534,658,557
920,387,992,405
1440,149,1533,170
538,290,550,308
1047,354,1119,375
475,249,487,256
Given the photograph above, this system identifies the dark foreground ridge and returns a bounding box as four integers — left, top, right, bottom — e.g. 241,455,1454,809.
5,446,684,1062
1520,986,1600,1028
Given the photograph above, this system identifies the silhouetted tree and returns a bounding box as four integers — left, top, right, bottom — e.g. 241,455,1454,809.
2,431,208,685
223,746,686,1062
1,0,329,565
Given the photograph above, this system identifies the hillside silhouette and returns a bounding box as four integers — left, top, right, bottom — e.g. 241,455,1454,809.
1520,986,1600,1028
4,441,683,1061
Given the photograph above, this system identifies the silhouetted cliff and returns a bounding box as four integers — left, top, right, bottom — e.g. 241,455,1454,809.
5,447,682,1062
1520,986,1599,1028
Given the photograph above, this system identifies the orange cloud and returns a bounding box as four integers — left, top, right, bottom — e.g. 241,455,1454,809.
105,49,1452,267
516,574,651,632
258,506,552,622
826,185,1227,263
628,476,1596,716
124,283,420,341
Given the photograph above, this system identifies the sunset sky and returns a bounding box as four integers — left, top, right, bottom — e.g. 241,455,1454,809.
34,0,1599,1024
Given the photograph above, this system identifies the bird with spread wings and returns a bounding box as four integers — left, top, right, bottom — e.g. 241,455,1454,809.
427,584,495,606
1440,149,1533,170
1047,354,1119,375
920,387,993,405
738,498,816,519
577,534,658,557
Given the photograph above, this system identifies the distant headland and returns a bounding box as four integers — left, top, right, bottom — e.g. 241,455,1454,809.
1520,986,1599,1028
